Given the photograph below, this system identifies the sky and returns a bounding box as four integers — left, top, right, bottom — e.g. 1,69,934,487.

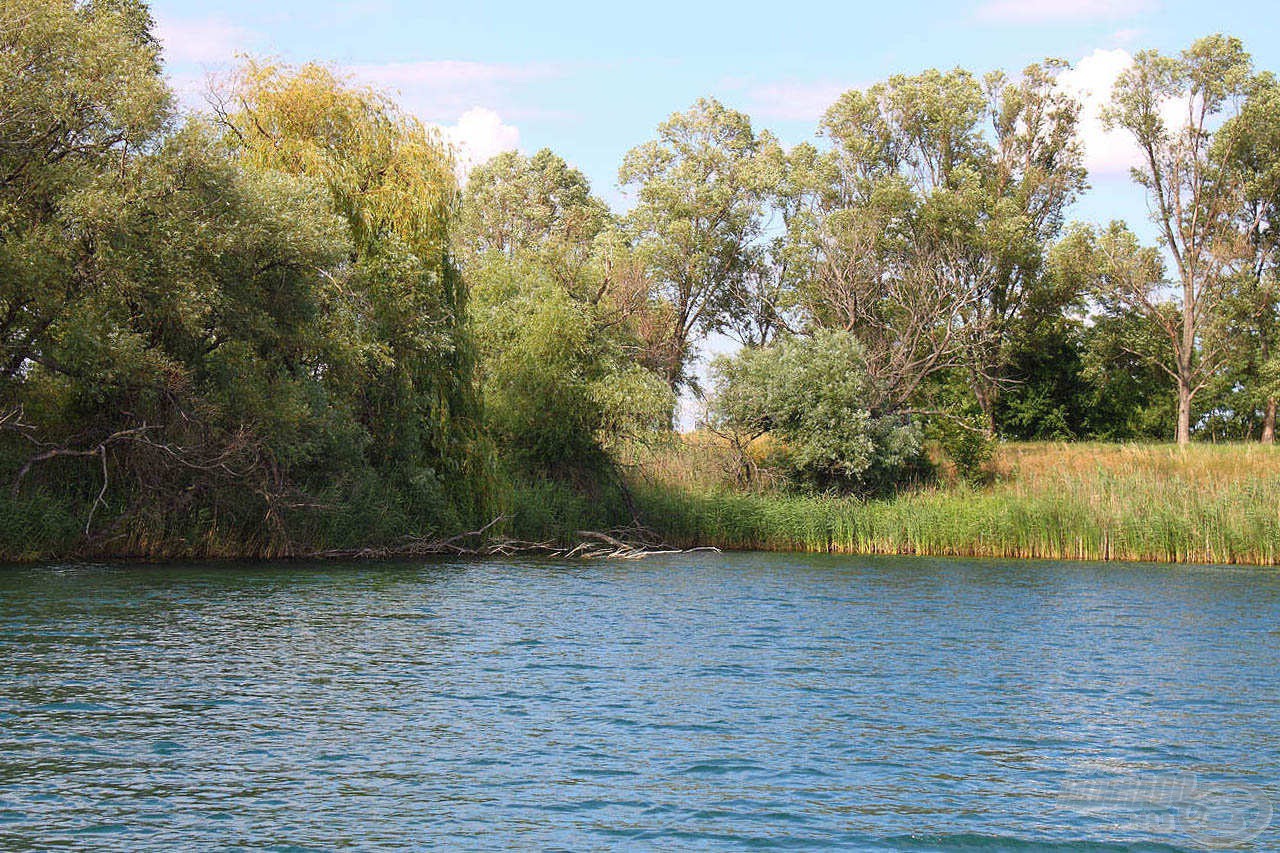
149,0,1280,420
150,0,1280,234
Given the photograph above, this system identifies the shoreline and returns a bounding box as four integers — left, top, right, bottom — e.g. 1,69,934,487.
3,442,1277,567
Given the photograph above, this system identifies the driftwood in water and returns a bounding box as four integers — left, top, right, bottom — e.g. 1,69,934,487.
308,518,719,561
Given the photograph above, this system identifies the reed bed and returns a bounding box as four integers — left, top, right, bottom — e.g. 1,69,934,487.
631,441,1280,565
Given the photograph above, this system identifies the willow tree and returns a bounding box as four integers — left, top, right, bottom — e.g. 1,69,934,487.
0,0,170,387
619,98,781,392
212,62,483,513
0,2,386,552
792,63,1085,430
459,148,673,481
1104,35,1254,445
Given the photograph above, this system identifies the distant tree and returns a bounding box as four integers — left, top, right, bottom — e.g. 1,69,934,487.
619,98,781,391
1056,220,1203,440
458,148,611,285
1104,34,1255,444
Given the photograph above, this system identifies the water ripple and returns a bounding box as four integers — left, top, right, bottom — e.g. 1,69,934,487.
0,554,1276,850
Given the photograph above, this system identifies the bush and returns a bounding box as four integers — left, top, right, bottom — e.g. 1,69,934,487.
708,329,924,494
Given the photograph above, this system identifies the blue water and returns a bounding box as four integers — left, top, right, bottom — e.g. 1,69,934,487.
0,554,1277,850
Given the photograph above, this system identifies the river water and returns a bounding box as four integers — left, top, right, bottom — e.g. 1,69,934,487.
0,554,1276,850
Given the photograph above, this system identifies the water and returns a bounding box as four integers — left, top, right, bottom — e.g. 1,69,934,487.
0,554,1277,851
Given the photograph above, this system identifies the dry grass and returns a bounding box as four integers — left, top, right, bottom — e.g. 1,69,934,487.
630,439,1280,565
994,441,1280,484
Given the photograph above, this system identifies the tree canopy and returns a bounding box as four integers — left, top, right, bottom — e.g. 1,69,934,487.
1,2,1277,557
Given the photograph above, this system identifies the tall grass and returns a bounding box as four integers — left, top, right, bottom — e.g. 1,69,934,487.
631,441,1280,565
3,438,1275,565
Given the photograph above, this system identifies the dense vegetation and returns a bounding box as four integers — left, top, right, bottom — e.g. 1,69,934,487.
627,440,1280,564
1,0,1277,560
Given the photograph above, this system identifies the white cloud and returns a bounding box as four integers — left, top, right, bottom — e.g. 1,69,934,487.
345,60,554,122
1059,48,1188,179
744,81,849,122
154,17,252,65
437,107,519,174
976,0,1157,24
1059,48,1141,177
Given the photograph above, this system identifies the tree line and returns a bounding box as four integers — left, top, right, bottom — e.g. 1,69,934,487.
1,0,1276,553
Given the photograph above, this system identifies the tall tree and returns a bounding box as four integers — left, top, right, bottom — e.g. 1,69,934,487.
1218,72,1280,443
619,98,780,391
0,0,170,387
458,148,610,272
789,63,1085,429
968,61,1087,429
1056,221,1186,441
458,147,674,388
212,61,484,513
1104,34,1254,444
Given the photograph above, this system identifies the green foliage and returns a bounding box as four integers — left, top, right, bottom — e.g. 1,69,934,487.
2,6,1279,560
459,143,673,502
710,329,923,494
1104,35,1257,444
458,148,611,273
925,376,997,483
620,98,782,389
0,0,170,389
470,254,673,482
794,62,1087,429
216,62,482,502
0,10,494,556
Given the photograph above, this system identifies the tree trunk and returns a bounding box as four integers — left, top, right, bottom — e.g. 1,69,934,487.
1263,397,1277,445
970,375,999,438
1176,380,1193,446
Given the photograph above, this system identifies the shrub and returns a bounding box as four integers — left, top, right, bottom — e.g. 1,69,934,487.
708,329,923,494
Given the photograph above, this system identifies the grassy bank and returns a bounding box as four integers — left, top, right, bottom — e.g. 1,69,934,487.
2,440,1276,565
627,441,1280,565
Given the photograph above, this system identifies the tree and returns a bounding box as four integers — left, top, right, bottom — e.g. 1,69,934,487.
212,61,483,512
966,62,1087,428
790,63,1085,431
2,109,372,550
1218,72,1280,442
0,0,170,387
1104,34,1255,444
709,329,923,494
619,98,780,391
457,147,677,434
458,148,611,281
468,253,672,483
1058,220,1209,441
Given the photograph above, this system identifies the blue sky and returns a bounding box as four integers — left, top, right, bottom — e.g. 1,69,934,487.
151,0,1280,238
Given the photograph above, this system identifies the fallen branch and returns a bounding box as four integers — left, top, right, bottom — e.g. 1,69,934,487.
306,519,719,561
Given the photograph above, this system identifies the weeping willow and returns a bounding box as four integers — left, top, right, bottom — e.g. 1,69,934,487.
214,61,487,524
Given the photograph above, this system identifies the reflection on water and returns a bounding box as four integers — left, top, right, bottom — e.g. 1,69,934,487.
0,554,1276,850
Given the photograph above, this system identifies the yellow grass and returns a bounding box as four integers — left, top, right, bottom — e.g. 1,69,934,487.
630,439,1280,565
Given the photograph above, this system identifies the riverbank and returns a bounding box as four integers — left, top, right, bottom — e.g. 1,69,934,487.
2,441,1277,565
627,441,1280,565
